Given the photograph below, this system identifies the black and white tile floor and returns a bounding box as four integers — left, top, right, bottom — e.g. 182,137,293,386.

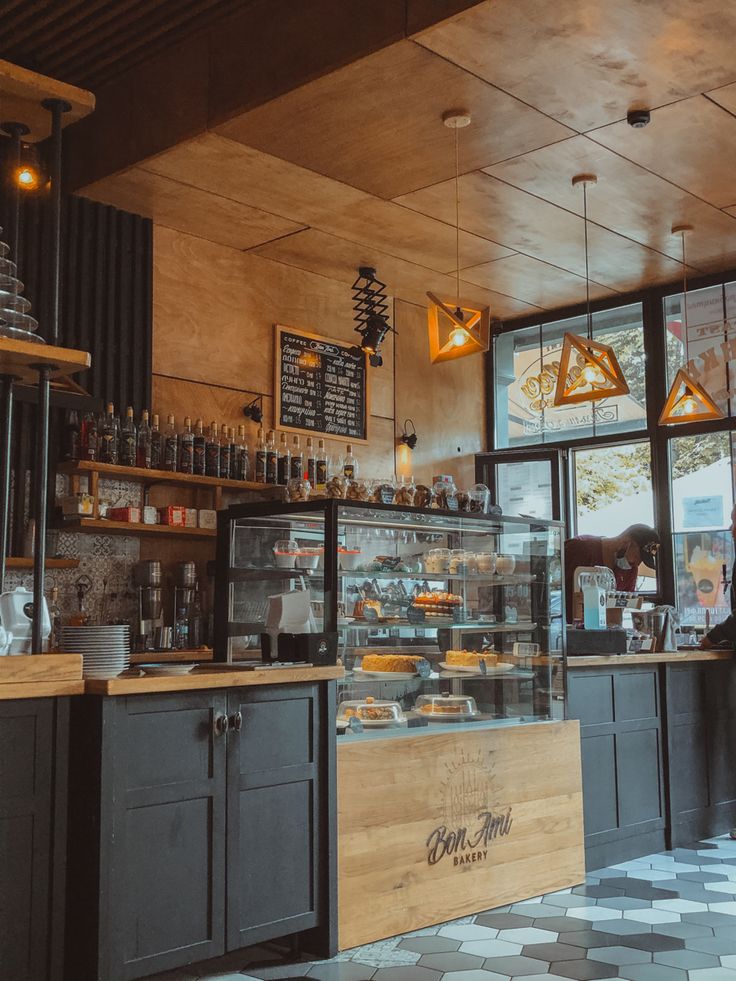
160,835,736,981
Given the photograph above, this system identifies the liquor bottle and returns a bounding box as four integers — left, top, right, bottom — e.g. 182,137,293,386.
291,435,304,480
120,406,137,467
188,582,204,649
80,411,98,462
227,428,238,480
316,439,328,491
255,427,267,483
150,414,163,469
265,429,278,485
236,424,249,481
343,443,358,480
277,432,290,485
219,423,231,479
306,436,316,486
63,409,80,461
205,420,220,478
179,416,194,474
136,409,152,469
192,418,206,476
99,402,120,464
163,414,178,472
46,586,61,652
174,607,189,650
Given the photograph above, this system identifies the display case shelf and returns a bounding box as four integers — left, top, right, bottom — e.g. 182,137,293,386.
58,459,285,495
61,518,216,539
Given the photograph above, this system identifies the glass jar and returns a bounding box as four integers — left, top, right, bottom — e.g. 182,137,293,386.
287,477,311,502
394,475,416,507
476,551,497,575
413,483,434,508
433,479,458,510
469,483,491,513
426,547,450,573
345,478,370,501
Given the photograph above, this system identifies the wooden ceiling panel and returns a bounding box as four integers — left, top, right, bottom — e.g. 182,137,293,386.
82,167,305,251
485,135,736,271
460,254,617,309
397,171,684,290
707,81,736,116
413,0,736,132
140,133,513,272
589,96,736,209
253,227,540,318
214,40,572,199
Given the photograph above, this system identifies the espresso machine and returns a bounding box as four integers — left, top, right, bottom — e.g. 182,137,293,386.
134,560,164,650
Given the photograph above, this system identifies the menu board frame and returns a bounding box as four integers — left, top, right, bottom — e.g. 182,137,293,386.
274,323,370,444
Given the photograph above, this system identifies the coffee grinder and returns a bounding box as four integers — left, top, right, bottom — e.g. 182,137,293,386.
134,560,164,650
173,561,196,647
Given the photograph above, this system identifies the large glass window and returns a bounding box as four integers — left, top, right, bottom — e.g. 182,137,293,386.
494,303,646,448
670,432,734,626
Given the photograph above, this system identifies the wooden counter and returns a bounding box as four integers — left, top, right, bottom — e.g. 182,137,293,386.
568,649,733,667
0,653,84,699
84,663,344,695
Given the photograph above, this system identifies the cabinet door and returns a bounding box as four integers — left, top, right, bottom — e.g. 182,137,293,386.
0,698,55,981
104,692,228,981
226,683,323,950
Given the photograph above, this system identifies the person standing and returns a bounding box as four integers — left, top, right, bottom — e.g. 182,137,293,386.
700,503,736,649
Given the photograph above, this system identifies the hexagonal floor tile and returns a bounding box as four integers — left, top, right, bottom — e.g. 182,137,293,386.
397,937,461,954
475,912,533,930
594,920,652,936
572,885,624,899
372,969,441,981
684,911,736,927
618,964,688,981
707,901,736,915
653,948,721,969
689,969,736,981
522,942,585,962
535,916,591,933
306,964,377,981
482,953,550,976
621,908,681,925
550,959,619,980
548,895,602,909
678,871,731,882
705,881,736,894
442,972,508,981
685,935,736,954
510,903,565,919
563,929,627,949
722,954,736,968
458,938,523,959
417,952,485,973
439,924,499,941
596,897,651,911
626,870,677,882
496,927,558,945
566,907,623,923
653,898,708,912
614,933,684,952
587,945,651,965
654,921,714,939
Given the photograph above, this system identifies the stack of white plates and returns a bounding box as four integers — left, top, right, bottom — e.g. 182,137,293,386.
60,624,131,678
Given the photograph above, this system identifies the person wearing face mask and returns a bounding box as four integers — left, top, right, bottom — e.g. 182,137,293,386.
564,523,660,623
700,503,736,649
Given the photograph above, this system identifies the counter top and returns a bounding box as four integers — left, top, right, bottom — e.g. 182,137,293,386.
84,663,344,695
567,650,733,668
0,653,85,700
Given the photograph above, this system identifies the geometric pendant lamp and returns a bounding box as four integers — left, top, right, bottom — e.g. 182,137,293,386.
554,331,630,405
553,174,628,407
427,109,490,364
659,224,725,426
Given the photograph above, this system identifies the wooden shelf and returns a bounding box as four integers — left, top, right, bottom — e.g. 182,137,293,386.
58,459,285,495
0,59,95,141
62,518,216,539
0,337,91,385
5,557,80,570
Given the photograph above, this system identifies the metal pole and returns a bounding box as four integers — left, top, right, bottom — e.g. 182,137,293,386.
0,374,15,591
30,98,70,651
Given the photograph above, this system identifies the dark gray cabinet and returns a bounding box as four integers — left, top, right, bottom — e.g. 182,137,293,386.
0,697,69,981
66,681,335,981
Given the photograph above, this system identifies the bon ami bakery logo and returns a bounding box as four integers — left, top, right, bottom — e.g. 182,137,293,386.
425,749,513,869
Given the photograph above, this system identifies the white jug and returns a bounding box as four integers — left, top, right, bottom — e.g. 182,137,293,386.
0,623,13,655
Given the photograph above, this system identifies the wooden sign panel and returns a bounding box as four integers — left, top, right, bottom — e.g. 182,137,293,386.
337,720,584,949
275,325,369,443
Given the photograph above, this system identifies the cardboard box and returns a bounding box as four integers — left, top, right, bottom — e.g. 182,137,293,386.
142,505,158,525
185,508,198,528
107,506,141,523
60,493,94,516
158,505,186,526
198,509,217,529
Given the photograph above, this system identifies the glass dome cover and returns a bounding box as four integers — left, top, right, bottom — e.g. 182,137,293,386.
337,696,405,726
416,692,478,718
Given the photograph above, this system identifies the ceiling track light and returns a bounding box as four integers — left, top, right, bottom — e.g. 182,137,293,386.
659,224,724,426
352,265,394,367
554,174,629,407
426,110,489,363
242,395,264,423
2,122,44,191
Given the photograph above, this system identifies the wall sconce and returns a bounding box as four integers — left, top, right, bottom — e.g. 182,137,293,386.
400,419,418,450
243,395,264,423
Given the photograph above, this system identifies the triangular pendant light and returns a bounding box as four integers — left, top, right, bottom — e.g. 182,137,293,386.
660,224,724,426
553,174,629,407
554,331,630,405
427,110,489,363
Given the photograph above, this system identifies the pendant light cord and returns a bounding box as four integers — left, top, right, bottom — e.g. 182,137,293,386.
681,231,689,362
583,181,592,342
455,123,461,310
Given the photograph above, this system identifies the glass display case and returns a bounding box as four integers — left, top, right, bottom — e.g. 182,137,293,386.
215,499,565,736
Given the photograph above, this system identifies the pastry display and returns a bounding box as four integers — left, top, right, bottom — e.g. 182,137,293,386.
372,482,396,504
287,478,311,502
326,474,347,498
353,599,383,618
457,490,470,511
360,653,426,673
394,481,415,506
346,478,370,501
445,649,499,668
337,696,405,726
416,693,478,717
412,590,463,617
338,547,362,570
414,483,434,508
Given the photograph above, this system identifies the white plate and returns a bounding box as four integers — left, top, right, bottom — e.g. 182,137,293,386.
353,667,420,680
139,664,193,677
337,617,355,627
83,670,127,679
439,661,515,674
417,710,479,722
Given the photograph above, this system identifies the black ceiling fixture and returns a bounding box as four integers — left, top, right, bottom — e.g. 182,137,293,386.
242,395,263,423
351,266,393,367
627,109,651,128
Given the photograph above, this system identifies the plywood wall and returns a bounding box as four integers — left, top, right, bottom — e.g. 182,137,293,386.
152,226,485,485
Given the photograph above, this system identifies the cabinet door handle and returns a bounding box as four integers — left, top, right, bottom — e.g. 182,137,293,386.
214,713,229,737
230,711,243,733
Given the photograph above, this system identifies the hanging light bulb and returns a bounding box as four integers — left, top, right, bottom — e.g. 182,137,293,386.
426,110,489,363
554,175,629,407
659,225,724,426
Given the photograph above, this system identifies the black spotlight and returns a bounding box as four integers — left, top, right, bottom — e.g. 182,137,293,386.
352,266,394,363
243,395,263,423
627,109,650,128
400,419,418,450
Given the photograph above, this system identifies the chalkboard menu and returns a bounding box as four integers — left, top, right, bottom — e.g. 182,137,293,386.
275,325,369,442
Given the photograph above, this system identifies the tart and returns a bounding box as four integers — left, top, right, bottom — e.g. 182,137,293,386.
360,653,425,674
445,649,499,668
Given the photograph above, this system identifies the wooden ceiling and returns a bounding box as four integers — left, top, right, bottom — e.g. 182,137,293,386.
80,0,736,319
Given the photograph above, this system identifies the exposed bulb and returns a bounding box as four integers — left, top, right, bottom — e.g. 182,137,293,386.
681,395,697,415
449,326,468,347
15,165,40,190
582,364,601,384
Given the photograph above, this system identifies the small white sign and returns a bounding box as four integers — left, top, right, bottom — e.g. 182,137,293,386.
683,495,724,529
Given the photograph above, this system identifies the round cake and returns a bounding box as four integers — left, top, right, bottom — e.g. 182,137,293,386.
445,649,499,668
413,591,463,617
360,653,425,674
